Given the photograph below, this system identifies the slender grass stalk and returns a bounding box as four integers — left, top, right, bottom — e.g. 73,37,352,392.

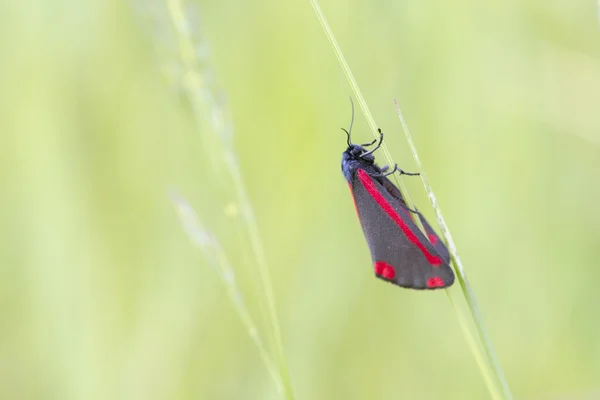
309,1,513,399
308,0,422,225
138,1,296,397
170,193,285,395
395,100,513,400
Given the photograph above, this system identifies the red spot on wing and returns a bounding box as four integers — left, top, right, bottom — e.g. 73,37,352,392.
428,233,438,244
374,261,396,279
427,276,445,288
357,169,443,266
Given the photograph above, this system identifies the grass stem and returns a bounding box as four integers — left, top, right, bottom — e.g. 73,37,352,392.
395,100,513,400
309,1,513,398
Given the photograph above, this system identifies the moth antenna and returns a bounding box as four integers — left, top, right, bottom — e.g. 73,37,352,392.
341,128,351,145
345,96,355,146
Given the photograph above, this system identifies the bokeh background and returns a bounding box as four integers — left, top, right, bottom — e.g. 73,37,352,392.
1,0,600,399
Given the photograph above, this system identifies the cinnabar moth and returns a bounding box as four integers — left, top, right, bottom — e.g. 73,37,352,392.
341,111,455,290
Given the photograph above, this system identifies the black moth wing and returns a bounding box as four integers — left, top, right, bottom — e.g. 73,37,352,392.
351,167,455,289
377,176,450,264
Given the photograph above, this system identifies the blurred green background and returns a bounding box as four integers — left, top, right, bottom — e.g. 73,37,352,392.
2,0,600,399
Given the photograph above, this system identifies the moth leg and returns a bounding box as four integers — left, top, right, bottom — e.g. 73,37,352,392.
397,201,419,215
397,168,420,176
361,130,384,156
386,164,420,177
370,164,420,178
360,138,378,147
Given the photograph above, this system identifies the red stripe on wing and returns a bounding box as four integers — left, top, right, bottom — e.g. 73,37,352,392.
357,169,443,266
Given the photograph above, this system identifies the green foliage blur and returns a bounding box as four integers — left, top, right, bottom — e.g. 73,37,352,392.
1,0,600,399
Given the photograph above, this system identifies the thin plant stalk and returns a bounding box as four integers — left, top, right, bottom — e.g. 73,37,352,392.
395,100,513,400
308,0,513,399
162,0,295,397
308,0,423,232
171,193,285,395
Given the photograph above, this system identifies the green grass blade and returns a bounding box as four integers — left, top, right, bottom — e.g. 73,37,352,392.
393,100,513,400
171,193,286,395
309,1,513,398
308,0,422,227
146,1,297,397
